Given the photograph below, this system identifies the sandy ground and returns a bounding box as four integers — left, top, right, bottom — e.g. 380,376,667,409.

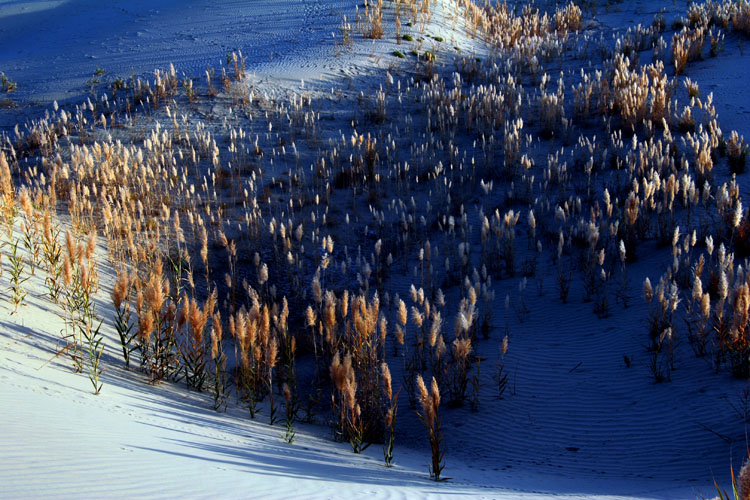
2,0,750,499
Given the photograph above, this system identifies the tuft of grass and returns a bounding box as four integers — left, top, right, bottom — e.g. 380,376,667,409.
1,72,17,93
8,240,29,314
392,50,405,59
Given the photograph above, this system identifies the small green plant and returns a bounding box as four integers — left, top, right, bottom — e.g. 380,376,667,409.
19,220,38,276
81,320,104,394
393,50,405,58
8,239,28,314
41,211,63,304
402,34,414,41
1,73,17,93
111,78,126,97
282,383,296,444
61,233,99,374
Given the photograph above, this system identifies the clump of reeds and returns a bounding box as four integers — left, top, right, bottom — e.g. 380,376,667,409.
382,362,398,467
416,374,445,481
282,382,296,443
41,209,63,303
361,0,384,39
210,312,228,411
61,232,103,392
330,351,369,453
7,239,28,314
136,259,180,383
671,26,705,75
554,3,582,34
643,275,680,382
112,269,137,368
727,131,748,174
179,290,216,391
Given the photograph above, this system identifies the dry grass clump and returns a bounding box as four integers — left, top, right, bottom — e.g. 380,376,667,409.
359,0,384,39
735,1,750,35
672,26,705,75
618,55,671,129
727,131,749,174
537,74,566,138
322,292,393,449
554,3,582,34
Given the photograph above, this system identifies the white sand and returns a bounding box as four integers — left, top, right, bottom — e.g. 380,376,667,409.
1,0,749,499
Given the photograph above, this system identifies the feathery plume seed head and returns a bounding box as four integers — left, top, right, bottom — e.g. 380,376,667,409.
411,306,424,328
267,335,278,369
312,271,322,304
431,376,440,410
435,335,447,359
381,362,392,400
19,188,32,217
139,312,154,343
305,305,316,327
738,459,750,500
86,233,97,260
330,352,344,390
719,271,729,300
63,254,72,287
65,231,77,261
395,325,405,345
398,299,407,326
211,312,222,360
379,315,388,344
258,263,268,285
416,374,429,408
429,312,442,347
701,292,711,318
112,270,129,310
644,278,653,303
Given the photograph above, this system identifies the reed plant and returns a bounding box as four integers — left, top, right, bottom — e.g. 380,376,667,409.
416,374,445,481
